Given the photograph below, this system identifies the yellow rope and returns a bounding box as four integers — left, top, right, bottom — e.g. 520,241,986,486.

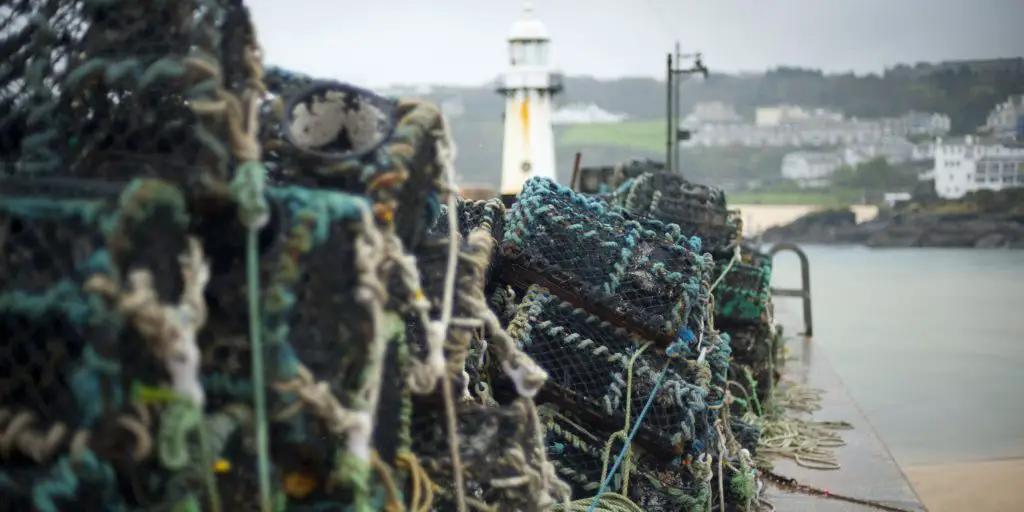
396,451,436,512
371,451,404,512
554,492,646,512
597,342,652,497
754,381,853,470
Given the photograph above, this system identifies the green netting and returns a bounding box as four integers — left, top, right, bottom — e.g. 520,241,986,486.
713,247,774,326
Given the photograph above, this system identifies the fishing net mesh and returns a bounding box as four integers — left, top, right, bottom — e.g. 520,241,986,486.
510,286,721,458
502,177,714,344
1,0,262,185
1,2,776,511
609,171,779,406
576,158,667,195
614,172,738,257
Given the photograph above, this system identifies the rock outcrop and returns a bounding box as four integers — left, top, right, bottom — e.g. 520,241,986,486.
762,208,1024,249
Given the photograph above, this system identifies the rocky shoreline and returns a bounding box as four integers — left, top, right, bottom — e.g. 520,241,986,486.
760,208,1024,249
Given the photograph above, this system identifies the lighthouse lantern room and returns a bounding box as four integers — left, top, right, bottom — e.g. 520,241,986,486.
497,2,563,199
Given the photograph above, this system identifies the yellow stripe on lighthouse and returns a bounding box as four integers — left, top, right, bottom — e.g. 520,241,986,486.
519,94,531,158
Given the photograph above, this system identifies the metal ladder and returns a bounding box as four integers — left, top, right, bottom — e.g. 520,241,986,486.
768,242,813,337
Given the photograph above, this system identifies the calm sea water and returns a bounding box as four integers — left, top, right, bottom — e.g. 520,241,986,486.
768,246,1024,467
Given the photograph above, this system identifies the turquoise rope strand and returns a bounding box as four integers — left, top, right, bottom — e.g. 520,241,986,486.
586,360,672,512
246,228,273,512
233,160,273,512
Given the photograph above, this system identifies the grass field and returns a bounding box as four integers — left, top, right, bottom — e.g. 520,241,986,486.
559,121,666,152
728,191,860,207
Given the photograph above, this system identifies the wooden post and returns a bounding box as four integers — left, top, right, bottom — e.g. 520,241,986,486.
570,152,583,191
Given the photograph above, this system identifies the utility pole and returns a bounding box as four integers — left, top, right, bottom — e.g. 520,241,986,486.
664,42,709,178
672,42,681,174
665,52,674,173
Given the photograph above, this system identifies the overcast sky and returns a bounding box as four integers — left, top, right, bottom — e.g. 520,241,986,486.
247,0,1024,87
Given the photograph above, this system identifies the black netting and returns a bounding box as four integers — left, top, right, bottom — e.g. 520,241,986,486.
410,398,563,511
614,172,737,257
0,177,219,509
576,159,667,195
727,323,781,407
540,406,711,510
502,177,713,343
405,196,503,374
1,2,788,509
510,287,718,459
2,0,259,185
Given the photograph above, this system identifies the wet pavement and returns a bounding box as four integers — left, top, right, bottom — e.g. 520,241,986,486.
761,335,928,511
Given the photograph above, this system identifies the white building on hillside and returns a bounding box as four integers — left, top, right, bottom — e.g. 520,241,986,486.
982,95,1024,140
932,136,1024,198
686,101,744,125
551,103,627,125
911,141,937,161
781,151,844,188
902,111,951,137
841,137,916,167
756,105,843,127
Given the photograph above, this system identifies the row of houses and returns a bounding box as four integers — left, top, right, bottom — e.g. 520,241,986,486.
781,136,1024,199
680,104,952,149
778,94,1024,199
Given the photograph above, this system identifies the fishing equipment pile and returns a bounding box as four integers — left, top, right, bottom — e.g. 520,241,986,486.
1,1,776,511
611,172,779,405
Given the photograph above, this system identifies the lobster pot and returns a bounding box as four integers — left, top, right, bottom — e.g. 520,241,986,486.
617,172,727,208
451,197,505,240
713,247,774,328
576,158,666,194
263,79,451,249
502,177,713,343
510,287,721,460
615,172,738,257
195,185,413,506
0,178,220,510
410,399,564,511
427,197,505,278
541,407,712,510
407,196,502,364
2,0,257,184
727,323,781,406
405,234,490,383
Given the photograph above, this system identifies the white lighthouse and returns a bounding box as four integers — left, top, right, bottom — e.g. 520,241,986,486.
497,1,563,198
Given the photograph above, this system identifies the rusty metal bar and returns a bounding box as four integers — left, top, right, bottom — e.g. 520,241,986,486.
768,242,813,337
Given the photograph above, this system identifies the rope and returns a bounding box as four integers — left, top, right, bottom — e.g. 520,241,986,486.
370,451,403,512
396,451,436,512
435,130,468,512
585,357,673,512
708,216,744,293
223,20,274,512
596,343,652,496
557,493,645,512
243,224,272,511
755,382,852,470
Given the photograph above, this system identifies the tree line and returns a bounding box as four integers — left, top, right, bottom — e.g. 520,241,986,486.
418,58,1024,135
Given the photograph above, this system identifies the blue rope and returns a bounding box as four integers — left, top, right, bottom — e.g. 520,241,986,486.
586,360,672,512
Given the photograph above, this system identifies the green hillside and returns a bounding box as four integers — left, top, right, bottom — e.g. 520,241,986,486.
560,121,666,152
